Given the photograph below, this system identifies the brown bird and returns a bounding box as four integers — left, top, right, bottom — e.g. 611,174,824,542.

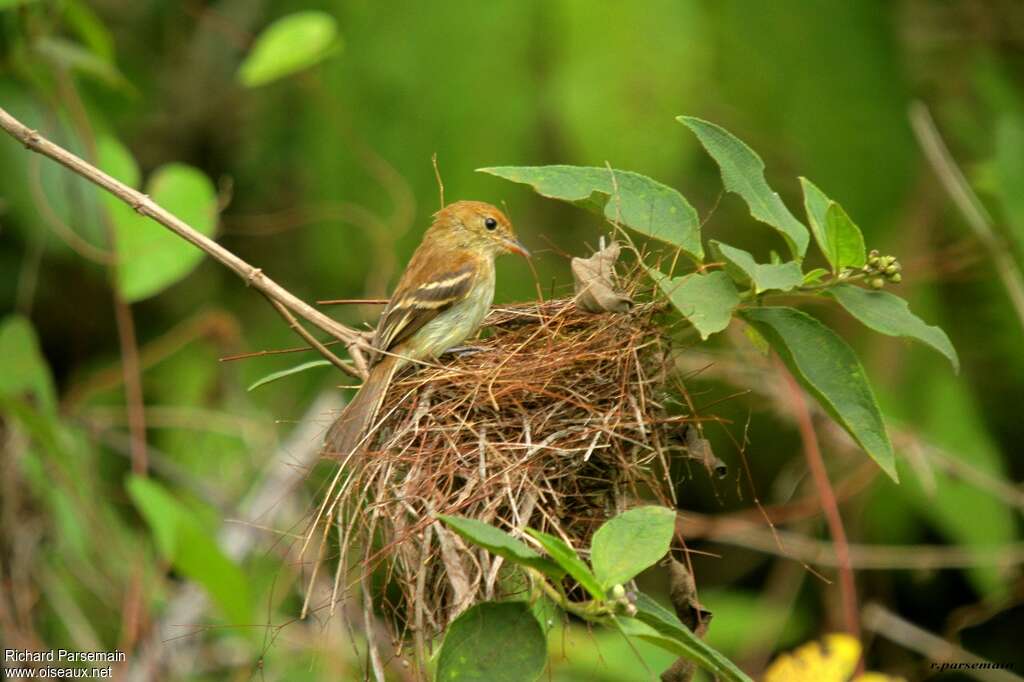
327,200,528,458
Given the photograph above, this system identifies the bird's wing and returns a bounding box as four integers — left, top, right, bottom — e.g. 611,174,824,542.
372,258,479,358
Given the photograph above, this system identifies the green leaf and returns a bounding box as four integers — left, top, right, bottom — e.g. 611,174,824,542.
590,506,675,589
710,241,803,294
624,593,753,682
0,0,39,8
802,268,829,285
238,11,342,87
678,116,808,258
478,165,702,261
113,163,218,302
647,267,740,340
33,37,132,91
435,601,546,682
995,114,1024,255
438,515,564,578
525,528,605,600
827,285,959,373
824,203,866,271
247,360,332,391
740,307,896,481
0,315,56,413
799,178,866,272
127,476,251,624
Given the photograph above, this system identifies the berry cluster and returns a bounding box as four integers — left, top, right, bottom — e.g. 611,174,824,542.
861,250,902,289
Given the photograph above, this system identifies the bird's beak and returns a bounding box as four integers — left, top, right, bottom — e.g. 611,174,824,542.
505,238,530,259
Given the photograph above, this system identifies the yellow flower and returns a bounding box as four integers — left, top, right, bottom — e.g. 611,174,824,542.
763,634,904,682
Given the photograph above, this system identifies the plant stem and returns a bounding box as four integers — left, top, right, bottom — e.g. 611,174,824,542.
0,106,368,379
778,359,861,644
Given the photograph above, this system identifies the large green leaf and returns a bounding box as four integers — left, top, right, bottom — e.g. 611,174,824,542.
740,307,896,481
827,285,959,373
624,593,753,682
590,506,675,590
0,315,56,413
238,11,342,87
678,116,808,258
710,241,803,294
127,476,250,624
478,165,702,260
648,267,740,340
113,163,218,302
799,178,866,272
435,601,546,682
438,515,564,578
525,528,605,599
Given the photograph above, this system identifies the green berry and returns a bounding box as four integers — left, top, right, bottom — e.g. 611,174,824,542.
889,273,902,284
870,277,885,289
611,584,626,600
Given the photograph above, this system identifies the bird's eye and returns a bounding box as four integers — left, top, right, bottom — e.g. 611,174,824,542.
484,217,498,230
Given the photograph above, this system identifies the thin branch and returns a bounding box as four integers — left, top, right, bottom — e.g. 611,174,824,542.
680,512,1024,570
317,298,389,306
779,359,860,642
112,295,148,475
0,106,368,379
909,101,1024,334
266,297,354,377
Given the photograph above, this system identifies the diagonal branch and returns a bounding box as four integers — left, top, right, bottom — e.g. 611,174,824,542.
0,106,368,379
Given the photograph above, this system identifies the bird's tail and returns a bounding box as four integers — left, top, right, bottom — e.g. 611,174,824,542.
325,354,400,459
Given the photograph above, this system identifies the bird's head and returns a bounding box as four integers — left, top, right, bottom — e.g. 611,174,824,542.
430,200,529,259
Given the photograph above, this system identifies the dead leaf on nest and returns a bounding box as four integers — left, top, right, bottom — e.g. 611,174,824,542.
572,240,634,313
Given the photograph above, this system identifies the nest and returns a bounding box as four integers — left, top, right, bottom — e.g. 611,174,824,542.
311,292,701,648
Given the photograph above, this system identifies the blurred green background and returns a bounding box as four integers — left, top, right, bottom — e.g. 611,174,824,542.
1,1,1023,680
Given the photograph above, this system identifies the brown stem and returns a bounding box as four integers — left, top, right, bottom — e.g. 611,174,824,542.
265,297,353,376
778,359,861,642
0,106,368,379
112,295,148,475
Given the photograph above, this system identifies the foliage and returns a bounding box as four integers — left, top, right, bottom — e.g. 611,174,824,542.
486,118,959,483
1,2,1022,680
439,508,753,682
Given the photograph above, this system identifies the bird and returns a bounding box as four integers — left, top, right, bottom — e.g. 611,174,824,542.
326,200,529,459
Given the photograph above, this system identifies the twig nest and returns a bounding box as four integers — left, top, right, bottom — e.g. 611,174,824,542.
326,295,693,639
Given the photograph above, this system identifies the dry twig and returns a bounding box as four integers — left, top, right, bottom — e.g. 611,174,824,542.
0,106,368,378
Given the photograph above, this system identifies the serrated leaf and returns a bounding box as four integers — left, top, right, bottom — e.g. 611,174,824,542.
478,165,702,261
436,601,546,682
0,315,56,413
678,116,808,258
710,241,803,294
648,267,740,339
591,506,675,589
799,178,866,273
247,360,331,391
127,476,250,624
827,285,959,373
438,515,564,578
113,163,218,302
238,11,341,87
741,307,896,481
525,528,605,599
